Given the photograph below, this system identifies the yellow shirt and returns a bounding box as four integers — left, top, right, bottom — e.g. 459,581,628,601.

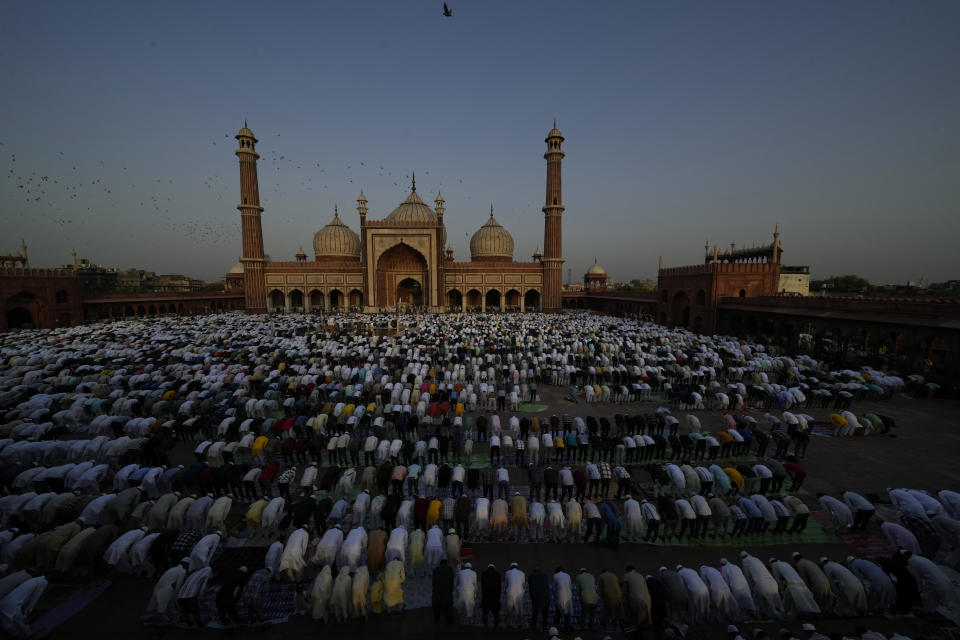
252,436,269,456
426,499,443,527
369,577,384,614
384,560,405,607
245,499,268,526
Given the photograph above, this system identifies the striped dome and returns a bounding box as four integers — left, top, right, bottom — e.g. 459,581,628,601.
385,190,438,224
313,209,360,259
470,209,514,261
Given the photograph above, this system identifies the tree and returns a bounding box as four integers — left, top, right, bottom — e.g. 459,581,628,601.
811,275,870,293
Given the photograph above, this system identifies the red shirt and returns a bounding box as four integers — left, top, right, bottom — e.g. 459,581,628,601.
260,463,280,482
783,462,806,475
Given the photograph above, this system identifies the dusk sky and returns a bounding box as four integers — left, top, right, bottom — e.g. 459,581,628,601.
2,1,959,285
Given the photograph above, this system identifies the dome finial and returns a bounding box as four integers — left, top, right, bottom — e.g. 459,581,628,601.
244,118,248,129
334,203,339,218
411,171,416,192
490,203,494,218
554,118,557,129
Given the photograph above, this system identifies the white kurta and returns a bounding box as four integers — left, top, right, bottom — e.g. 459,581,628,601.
145,565,186,616
678,567,711,623
261,497,286,529
188,533,221,572
553,571,573,614
386,527,408,564
279,528,310,581
103,528,146,567
425,526,444,568
265,541,283,575
822,561,868,616
129,532,161,575
313,528,344,566
701,566,741,621
310,565,333,621
770,561,821,616
0,576,48,637
338,527,367,572
721,562,757,616
505,568,526,615
741,555,784,620
330,567,353,621
456,568,478,619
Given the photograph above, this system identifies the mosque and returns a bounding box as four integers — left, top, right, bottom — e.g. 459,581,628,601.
226,124,567,314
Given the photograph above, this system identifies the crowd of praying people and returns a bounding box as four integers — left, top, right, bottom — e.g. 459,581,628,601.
0,311,954,638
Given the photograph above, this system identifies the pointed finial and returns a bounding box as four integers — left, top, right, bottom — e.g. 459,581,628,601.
411,171,416,192
244,119,247,128
334,203,339,218
490,204,494,217
553,118,557,129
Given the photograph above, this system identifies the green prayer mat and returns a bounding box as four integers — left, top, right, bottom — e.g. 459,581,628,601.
518,403,548,412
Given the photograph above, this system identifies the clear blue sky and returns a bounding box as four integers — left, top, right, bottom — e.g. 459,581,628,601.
2,1,959,285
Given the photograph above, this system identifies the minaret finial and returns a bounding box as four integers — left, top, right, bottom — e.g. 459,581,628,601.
244,119,247,128
334,203,339,217
490,204,494,217
553,118,556,129
411,171,416,192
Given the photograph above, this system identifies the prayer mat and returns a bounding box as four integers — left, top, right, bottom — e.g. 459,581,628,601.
29,580,112,638
198,582,294,628
518,403,548,413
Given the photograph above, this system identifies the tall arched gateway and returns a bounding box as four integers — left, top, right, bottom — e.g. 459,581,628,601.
376,243,428,308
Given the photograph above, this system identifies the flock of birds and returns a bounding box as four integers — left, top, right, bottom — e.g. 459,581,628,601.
0,120,547,270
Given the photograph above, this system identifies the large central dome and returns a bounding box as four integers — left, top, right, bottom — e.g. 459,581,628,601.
314,208,361,259
385,190,438,224
470,208,514,261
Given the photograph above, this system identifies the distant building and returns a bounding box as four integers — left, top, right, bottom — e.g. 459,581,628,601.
657,227,807,332
150,274,192,292
229,123,565,313
778,266,810,296
584,260,609,291
116,269,152,291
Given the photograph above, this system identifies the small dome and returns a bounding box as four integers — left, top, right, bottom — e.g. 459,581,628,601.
314,209,360,259
236,123,256,141
470,209,514,261
587,261,606,276
385,190,437,224
227,262,244,274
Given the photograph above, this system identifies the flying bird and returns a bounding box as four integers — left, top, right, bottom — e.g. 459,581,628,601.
442,2,452,17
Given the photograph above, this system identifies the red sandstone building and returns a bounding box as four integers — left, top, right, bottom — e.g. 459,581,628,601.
657,229,802,333
228,123,566,314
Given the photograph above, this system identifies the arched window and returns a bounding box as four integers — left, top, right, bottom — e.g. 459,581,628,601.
695,289,705,306
738,289,746,298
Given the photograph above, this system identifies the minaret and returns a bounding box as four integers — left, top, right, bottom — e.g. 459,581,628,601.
542,122,565,312
20,239,29,267
434,192,445,223
236,122,267,314
772,224,782,264
357,192,369,309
